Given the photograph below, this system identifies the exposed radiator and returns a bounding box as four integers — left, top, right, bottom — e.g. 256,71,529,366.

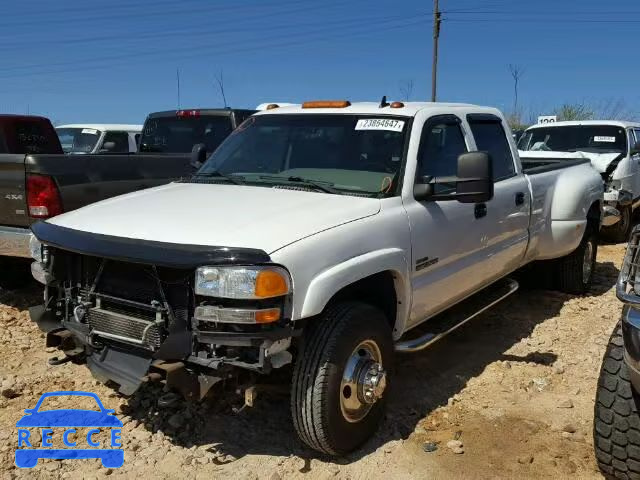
87,307,162,351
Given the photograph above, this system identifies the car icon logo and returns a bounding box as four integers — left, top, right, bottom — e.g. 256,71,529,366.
15,391,123,468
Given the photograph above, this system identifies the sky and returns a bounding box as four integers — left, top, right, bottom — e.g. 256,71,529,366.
1,0,638,124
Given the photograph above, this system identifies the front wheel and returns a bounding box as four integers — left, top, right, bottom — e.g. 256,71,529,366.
603,205,632,243
555,225,597,294
594,321,640,479
291,302,393,455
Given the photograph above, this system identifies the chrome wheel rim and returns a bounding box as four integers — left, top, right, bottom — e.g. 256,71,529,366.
340,339,386,423
583,240,594,284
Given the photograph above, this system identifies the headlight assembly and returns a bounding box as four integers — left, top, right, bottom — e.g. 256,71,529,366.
194,266,291,299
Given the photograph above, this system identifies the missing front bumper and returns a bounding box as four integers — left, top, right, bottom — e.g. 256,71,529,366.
31,304,295,398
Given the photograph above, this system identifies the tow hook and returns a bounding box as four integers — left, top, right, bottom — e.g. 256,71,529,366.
48,356,73,366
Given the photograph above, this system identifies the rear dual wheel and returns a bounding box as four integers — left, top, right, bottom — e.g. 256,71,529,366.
291,302,393,455
555,225,598,294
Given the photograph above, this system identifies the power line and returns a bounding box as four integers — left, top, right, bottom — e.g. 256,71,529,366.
0,0,304,29
0,11,424,76
0,3,403,51
0,15,427,80
445,18,640,23
444,10,640,15
0,0,209,19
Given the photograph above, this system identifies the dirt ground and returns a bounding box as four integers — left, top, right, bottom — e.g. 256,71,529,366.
0,242,626,479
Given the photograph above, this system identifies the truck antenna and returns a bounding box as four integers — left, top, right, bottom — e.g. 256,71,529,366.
176,68,181,109
379,96,389,108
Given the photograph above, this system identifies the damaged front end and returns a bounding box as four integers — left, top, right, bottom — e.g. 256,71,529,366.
28,222,297,400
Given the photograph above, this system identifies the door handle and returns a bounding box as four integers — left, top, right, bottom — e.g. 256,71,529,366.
515,192,525,205
474,203,487,219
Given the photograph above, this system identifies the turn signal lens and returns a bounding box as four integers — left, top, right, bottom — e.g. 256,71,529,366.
255,270,289,298
194,306,281,324
255,308,281,323
302,100,351,109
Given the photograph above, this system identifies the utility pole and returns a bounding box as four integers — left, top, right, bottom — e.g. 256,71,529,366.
431,0,442,102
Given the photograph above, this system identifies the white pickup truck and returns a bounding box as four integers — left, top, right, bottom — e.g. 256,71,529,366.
56,124,142,154
519,120,640,241
30,100,603,455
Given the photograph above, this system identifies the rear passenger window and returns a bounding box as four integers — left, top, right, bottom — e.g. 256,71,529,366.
633,130,640,149
12,121,59,154
468,118,516,181
416,119,467,189
102,131,130,153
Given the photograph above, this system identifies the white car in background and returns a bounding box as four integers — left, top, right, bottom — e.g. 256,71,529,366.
519,120,640,241
56,124,142,155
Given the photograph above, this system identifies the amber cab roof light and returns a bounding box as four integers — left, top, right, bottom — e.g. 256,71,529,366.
265,104,280,110
302,100,351,109
390,101,405,108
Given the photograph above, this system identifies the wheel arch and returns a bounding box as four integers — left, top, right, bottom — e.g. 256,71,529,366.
297,248,411,339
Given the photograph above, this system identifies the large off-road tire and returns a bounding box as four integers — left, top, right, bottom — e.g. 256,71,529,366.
594,321,640,480
555,225,597,294
603,205,633,244
291,302,393,455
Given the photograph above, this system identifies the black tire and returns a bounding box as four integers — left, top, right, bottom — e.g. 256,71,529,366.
291,302,393,455
555,225,597,294
0,256,33,289
594,321,640,480
603,205,632,243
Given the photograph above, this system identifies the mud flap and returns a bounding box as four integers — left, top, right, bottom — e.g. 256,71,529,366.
29,305,62,333
87,346,152,396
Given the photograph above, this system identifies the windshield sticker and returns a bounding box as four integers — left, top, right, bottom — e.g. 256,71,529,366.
81,129,98,135
355,119,405,132
594,136,617,143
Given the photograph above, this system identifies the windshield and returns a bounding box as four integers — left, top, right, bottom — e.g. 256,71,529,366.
518,125,628,154
139,116,232,153
56,127,102,154
196,114,408,196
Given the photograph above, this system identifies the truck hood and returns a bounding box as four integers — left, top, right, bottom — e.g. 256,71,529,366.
47,183,381,253
518,150,621,174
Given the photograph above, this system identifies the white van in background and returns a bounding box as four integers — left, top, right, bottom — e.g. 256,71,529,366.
56,124,142,155
518,120,640,241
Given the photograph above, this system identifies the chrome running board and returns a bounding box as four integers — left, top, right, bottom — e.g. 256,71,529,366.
395,278,519,353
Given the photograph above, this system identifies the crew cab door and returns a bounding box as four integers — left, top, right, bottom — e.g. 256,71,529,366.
466,114,530,278
403,114,495,326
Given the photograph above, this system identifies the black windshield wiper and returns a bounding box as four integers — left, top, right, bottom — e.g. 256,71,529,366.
256,175,340,194
192,171,245,185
